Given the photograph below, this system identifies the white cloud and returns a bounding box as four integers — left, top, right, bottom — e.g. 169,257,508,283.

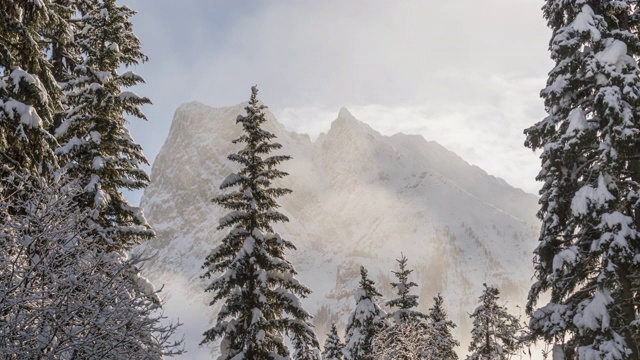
121,0,551,199
275,73,545,194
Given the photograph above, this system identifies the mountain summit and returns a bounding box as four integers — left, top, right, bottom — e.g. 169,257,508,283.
137,102,539,359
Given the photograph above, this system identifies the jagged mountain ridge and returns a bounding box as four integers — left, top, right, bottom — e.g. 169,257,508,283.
137,101,540,358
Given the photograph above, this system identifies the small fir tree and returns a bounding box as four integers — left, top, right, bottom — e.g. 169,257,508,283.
467,284,521,360
343,266,387,360
379,253,436,359
321,324,344,360
427,294,459,360
202,86,318,359
386,253,427,324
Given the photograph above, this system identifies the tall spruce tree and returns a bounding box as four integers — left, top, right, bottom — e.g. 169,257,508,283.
427,294,459,360
467,284,521,360
202,86,319,359
343,266,387,360
524,1,640,358
321,324,344,360
55,0,153,250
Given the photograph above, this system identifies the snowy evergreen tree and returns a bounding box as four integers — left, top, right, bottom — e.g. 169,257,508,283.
321,324,344,360
427,294,459,360
0,173,183,358
378,254,439,359
55,0,153,251
343,266,387,360
386,253,427,324
467,284,521,360
202,86,319,359
524,1,640,358
0,1,68,184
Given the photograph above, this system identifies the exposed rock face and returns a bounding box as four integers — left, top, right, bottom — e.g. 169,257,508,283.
137,101,540,359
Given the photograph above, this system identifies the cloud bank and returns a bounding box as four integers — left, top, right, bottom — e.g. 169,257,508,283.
121,0,551,200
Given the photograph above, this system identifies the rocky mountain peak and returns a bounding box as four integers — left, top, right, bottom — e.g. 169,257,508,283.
327,107,377,138
337,106,355,119
137,102,540,359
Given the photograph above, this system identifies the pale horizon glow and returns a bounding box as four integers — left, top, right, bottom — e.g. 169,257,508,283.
121,0,551,200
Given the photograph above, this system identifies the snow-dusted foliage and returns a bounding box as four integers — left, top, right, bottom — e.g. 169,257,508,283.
371,318,438,360
427,294,459,360
0,1,68,181
343,266,386,360
202,86,319,359
0,174,182,358
371,293,459,360
55,0,153,250
321,324,344,360
0,1,179,357
386,253,427,324
524,1,640,358
467,284,522,360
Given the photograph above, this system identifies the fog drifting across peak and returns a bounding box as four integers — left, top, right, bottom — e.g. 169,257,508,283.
120,0,550,205
276,101,543,196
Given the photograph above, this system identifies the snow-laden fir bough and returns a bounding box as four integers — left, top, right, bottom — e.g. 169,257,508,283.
55,0,154,251
0,0,66,182
202,86,320,359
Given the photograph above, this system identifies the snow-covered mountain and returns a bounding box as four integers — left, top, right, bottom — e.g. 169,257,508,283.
136,102,540,358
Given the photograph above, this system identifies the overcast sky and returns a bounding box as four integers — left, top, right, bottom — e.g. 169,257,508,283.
120,0,552,203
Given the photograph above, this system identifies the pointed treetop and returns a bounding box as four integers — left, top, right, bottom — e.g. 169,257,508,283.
357,266,382,301
429,293,449,323
247,84,267,110
251,84,259,98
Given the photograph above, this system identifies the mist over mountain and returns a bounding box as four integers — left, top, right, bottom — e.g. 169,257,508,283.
136,101,540,358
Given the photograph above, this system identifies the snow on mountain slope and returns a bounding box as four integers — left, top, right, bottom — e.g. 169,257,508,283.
136,101,540,358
